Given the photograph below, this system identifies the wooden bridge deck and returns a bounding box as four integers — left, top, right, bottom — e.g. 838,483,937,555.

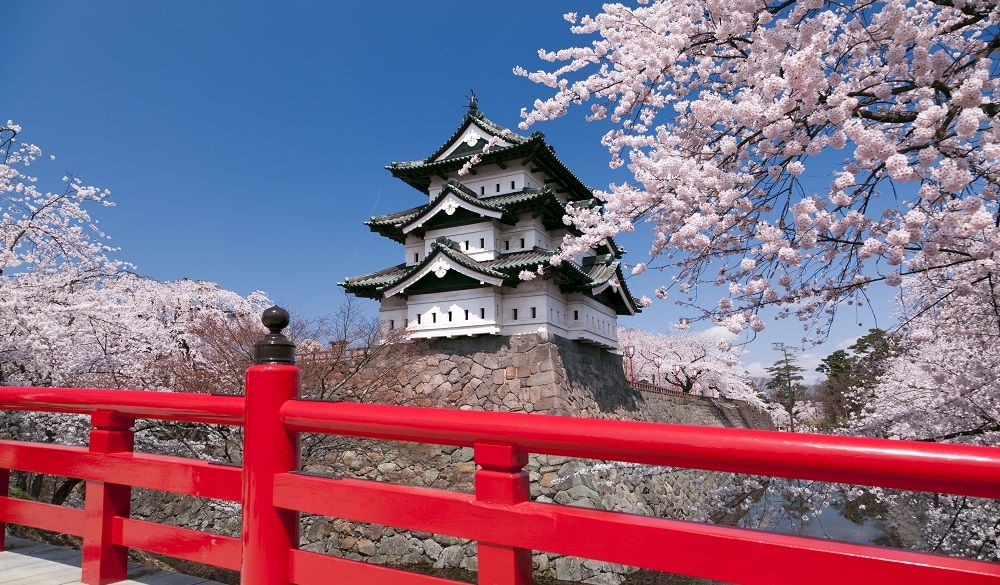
0,537,224,585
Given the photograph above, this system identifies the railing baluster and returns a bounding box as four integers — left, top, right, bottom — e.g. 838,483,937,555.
474,442,532,585
82,410,135,585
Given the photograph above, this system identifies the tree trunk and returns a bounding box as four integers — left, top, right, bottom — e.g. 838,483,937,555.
51,477,82,505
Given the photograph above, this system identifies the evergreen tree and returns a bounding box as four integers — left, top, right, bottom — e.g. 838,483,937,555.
814,329,904,426
765,343,809,432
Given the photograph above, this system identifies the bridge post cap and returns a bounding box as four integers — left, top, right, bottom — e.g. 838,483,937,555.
261,305,290,333
253,305,296,365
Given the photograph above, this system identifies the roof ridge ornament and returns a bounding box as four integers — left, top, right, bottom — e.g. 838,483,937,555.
466,89,482,119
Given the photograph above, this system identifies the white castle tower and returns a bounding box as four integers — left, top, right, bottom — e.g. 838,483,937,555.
341,95,638,350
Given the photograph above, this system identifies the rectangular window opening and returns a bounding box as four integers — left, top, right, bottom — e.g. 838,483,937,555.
480,308,485,319
464,240,469,250
511,180,516,190
495,183,500,192
480,186,485,195
432,313,437,324
448,311,453,322
479,238,485,248
417,314,422,325
464,309,469,320
520,238,525,248
530,307,536,319
574,311,579,320
512,308,518,320
414,253,419,263
389,320,395,330
504,240,510,251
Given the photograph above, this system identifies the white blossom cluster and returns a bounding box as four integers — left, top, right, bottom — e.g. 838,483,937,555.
617,326,767,408
841,270,1000,558
516,0,999,339
0,122,270,474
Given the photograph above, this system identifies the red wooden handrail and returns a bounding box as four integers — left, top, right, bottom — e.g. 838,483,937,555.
1,359,999,584
0,387,244,425
279,399,1000,499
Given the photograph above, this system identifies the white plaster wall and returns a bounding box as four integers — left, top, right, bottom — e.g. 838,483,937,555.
566,293,619,348
404,236,424,266
428,163,542,200
380,281,619,349
497,214,552,252
379,296,409,333
404,288,500,337
423,223,498,260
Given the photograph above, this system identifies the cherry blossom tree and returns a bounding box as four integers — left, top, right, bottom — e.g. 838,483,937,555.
617,326,762,403
1,122,116,282
517,1,998,339
828,268,999,558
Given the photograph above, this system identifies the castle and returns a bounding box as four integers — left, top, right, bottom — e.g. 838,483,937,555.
341,96,638,350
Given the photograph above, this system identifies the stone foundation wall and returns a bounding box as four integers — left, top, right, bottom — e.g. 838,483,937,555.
362,332,771,427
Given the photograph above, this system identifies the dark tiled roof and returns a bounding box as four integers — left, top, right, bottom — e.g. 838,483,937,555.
340,263,414,291
386,108,592,202
483,248,557,273
424,110,530,163
367,206,423,227
340,240,639,314
366,182,564,243
340,238,509,298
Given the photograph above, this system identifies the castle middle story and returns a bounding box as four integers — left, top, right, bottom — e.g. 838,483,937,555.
341,96,639,350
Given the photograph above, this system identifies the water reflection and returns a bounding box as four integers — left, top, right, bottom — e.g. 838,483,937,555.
743,487,891,545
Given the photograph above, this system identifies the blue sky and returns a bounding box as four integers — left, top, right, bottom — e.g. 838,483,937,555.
5,1,892,378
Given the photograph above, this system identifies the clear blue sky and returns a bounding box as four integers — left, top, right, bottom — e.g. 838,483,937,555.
5,1,891,376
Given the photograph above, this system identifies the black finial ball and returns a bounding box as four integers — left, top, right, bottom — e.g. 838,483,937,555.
261,305,290,333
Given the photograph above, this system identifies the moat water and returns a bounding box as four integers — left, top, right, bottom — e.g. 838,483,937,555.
744,489,890,544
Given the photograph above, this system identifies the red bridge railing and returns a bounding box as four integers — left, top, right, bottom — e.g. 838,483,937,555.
0,307,998,584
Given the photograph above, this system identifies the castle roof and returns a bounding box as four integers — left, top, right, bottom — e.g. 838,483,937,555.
386,107,593,201
339,237,639,314
366,179,570,243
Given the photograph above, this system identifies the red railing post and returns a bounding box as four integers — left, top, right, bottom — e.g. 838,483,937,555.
241,307,299,585
82,410,135,585
474,442,532,585
0,468,8,550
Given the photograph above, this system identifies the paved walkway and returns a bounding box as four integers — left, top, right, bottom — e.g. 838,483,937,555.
0,537,224,584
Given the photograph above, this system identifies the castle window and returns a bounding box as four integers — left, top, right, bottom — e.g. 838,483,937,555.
504,240,510,251
432,313,437,323
480,308,485,319
512,308,518,320
479,238,485,248
389,320,395,330
414,252,419,263
530,307,536,319
480,186,485,195
520,238,525,248
417,314,422,325
404,318,409,327
464,240,469,250
448,311,453,322
574,310,579,320
495,183,500,192
464,309,469,320
511,180,516,190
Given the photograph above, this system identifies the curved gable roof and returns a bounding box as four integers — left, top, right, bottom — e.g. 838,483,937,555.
425,109,530,163
382,238,506,298
400,180,505,235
